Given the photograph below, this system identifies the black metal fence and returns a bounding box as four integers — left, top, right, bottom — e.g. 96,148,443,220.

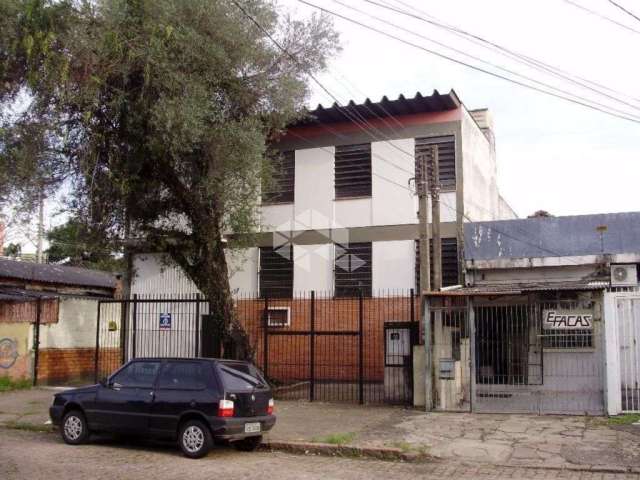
95,290,418,405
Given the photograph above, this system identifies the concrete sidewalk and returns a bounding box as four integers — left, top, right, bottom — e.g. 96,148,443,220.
2,389,640,471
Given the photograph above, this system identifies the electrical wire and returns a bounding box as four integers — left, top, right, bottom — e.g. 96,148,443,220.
297,0,640,124
332,0,640,120
367,0,640,108
607,0,640,24
561,0,640,35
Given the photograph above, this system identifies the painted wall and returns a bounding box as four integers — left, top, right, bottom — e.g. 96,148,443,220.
293,244,333,292
131,249,258,296
0,322,32,380
372,240,415,292
461,108,516,222
39,298,100,349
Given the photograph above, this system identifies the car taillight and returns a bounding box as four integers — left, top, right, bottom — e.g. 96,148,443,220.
267,398,274,415
218,399,234,417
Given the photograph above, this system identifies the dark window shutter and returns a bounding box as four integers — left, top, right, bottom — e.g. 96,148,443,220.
415,237,460,290
415,136,456,189
263,150,295,204
335,242,372,297
259,246,293,298
335,143,372,198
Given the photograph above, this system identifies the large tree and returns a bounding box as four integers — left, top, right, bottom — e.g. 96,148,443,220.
0,0,339,358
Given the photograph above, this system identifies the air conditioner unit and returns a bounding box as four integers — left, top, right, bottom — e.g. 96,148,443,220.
610,264,638,287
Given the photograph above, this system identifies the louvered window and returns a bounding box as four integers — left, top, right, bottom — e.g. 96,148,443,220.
262,151,295,204
335,242,372,297
335,143,372,198
259,246,293,298
415,237,460,290
415,136,456,190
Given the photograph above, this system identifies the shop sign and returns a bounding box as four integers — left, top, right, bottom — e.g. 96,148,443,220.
543,310,593,330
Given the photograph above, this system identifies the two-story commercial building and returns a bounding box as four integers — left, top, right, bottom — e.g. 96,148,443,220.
132,90,516,297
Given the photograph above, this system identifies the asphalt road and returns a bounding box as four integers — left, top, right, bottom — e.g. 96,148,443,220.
0,428,637,480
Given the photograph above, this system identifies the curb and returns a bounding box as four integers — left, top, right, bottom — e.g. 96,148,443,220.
262,440,431,462
495,463,640,475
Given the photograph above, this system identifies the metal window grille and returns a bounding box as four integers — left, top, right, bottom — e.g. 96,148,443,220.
259,246,293,298
262,150,295,204
335,242,372,297
415,136,456,189
415,237,460,290
335,143,372,198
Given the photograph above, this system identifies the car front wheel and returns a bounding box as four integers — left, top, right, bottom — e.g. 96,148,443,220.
179,420,213,459
233,435,262,452
61,410,90,445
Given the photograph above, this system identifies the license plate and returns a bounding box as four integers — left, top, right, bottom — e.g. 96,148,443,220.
244,422,261,433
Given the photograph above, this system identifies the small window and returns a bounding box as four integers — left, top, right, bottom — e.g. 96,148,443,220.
259,246,293,298
335,143,372,198
157,361,208,390
335,242,372,297
265,307,290,328
263,150,295,204
111,361,161,388
415,136,456,190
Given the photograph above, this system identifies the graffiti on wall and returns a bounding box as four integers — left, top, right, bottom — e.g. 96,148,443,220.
0,338,19,369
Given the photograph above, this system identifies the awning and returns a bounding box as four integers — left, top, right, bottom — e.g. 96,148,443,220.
0,288,59,302
422,281,609,297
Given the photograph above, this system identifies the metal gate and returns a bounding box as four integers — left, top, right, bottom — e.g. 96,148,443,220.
95,291,418,405
616,295,640,412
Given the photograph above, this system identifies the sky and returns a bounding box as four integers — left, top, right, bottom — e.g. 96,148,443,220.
279,0,640,219
6,0,640,253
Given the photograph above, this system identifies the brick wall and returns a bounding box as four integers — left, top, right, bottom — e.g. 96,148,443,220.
37,347,120,384
235,295,419,384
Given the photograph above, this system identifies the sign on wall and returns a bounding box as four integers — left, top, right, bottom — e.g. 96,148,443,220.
159,313,172,330
543,310,593,330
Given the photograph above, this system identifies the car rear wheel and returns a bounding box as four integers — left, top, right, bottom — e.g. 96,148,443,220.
61,410,90,445
233,435,263,452
178,420,212,459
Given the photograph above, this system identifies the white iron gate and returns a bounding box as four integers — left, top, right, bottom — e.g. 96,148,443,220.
604,291,640,414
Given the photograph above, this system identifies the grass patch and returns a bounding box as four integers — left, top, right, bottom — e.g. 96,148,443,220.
0,376,32,392
387,441,430,455
312,432,356,445
607,414,640,426
4,420,54,433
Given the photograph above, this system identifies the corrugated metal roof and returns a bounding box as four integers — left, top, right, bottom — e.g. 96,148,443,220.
290,90,461,127
465,212,640,261
424,281,608,297
0,288,59,301
0,258,117,289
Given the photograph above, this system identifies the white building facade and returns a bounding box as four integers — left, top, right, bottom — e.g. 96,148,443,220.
131,90,516,297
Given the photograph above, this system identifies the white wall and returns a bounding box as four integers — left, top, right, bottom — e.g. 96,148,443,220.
372,240,415,292
461,109,516,222
372,139,416,226
293,244,333,292
39,298,102,349
131,249,258,296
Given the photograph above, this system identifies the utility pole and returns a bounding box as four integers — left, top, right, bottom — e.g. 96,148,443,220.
417,153,431,294
430,146,442,291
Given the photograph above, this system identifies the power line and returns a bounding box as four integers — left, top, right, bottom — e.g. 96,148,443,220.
607,0,640,24
367,0,640,109
561,0,640,35
230,0,420,163
297,0,640,125
332,0,640,119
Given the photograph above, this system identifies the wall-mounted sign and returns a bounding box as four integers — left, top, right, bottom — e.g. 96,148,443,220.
543,310,593,330
159,313,172,330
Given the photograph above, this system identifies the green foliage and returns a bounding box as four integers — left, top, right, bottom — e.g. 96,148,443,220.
46,218,124,272
312,432,356,445
0,0,340,356
607,414,640,426
0,376,32,392
3,242,22,258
